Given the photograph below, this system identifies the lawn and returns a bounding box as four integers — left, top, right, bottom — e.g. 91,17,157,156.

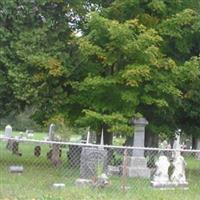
0,135,200,200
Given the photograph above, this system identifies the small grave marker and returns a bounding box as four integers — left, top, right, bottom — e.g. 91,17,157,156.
9,166,24,173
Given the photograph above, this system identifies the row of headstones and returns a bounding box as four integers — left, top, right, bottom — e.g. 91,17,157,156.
76,118,198,189
4,124,56,141
4,124,63,166
75,146,189,189
151,152,188,189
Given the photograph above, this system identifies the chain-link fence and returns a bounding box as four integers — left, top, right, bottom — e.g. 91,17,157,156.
0,137,200,200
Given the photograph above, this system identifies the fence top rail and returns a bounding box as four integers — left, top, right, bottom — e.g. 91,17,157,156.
0,136,200,153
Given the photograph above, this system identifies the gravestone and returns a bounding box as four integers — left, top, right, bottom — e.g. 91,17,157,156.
5,125,12,137
76,132,107,187
127,118,150,178
48,124,55,141
9,166,24,173
80,147,107,179
151,155,171,188
47,144,62,166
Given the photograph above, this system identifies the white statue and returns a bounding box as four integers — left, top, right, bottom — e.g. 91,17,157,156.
152,155,170,184
171,154,187,184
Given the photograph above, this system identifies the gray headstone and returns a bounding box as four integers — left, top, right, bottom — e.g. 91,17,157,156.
5,125,12,137
80,147,107,180
127,117,150,178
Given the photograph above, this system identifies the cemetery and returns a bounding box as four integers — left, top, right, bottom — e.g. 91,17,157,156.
1,1,200,199
0,121,199,200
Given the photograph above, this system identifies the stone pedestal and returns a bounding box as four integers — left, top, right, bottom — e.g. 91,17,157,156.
127,118,150,178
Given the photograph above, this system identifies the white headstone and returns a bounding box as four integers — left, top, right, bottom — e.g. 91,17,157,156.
5,125,12,137
48,124,55,141
152,155,170,185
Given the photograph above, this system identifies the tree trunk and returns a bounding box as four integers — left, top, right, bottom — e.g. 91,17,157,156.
192,135,197,149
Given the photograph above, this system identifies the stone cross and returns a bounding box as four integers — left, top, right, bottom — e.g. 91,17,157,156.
5,125,12,138
132,118,148,157
48,124,55,141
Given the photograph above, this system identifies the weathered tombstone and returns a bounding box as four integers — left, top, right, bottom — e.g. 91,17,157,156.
5,125,12,137
51,144,62,166
127,118,150,178
6,140,22,156
79,147,107,179
151,154,171,188
76,131,108,187
48,124,55,141
47,144,62,166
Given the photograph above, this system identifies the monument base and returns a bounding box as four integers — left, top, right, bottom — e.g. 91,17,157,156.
127,157,150,178
75,178,92,187
151,181,188,190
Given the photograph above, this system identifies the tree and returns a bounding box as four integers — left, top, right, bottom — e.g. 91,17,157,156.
66,13,180,144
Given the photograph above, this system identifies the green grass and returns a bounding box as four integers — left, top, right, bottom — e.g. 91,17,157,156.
0,140,200,200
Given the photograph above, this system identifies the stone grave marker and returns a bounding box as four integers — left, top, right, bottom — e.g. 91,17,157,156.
48,124,55,141
76,131,108,187
5,125,12,138
9,165,24,173
151,155,171,188
127,118,150,178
